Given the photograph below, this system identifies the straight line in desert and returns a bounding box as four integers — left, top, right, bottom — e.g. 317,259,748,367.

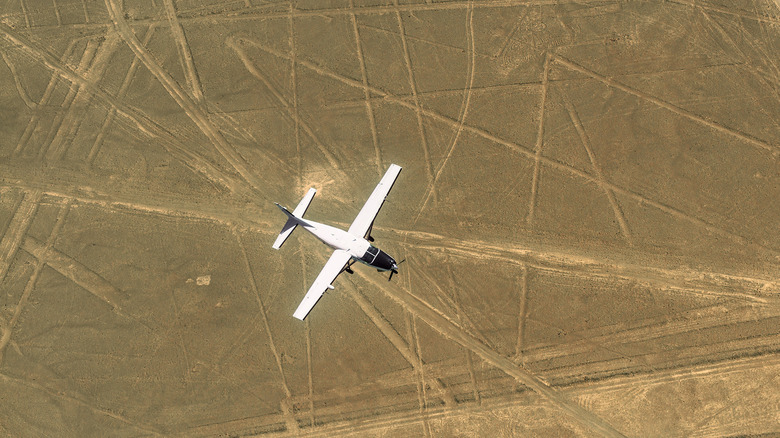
416,2,475,222
0,163,275,232
235,230,299,432
345,284,456,407
163,0,204,104
236,35,779,257
287,2,304,195
0,189,41,284
103,0,286,197
358,21,494,63
393,0,437,206
89,24,158,165
5,168,760,308
551,54,779,154
406,313,433,437
527,52,551,226
564,98,634,246
0,51,37,109
226,37,344,173
174,0,610,24
412,264,497,350
349,0,383,176
387,227,778,303
515,263,530,358
13,38,81,156
667,0,780,25
0,372,163,435
46,31,124,162
0,202,69,366
353,268,627,437
21,235,123,311
38,38,99,160
0,22,246,195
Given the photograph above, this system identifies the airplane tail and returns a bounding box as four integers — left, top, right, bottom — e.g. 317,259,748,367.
272,188,316,249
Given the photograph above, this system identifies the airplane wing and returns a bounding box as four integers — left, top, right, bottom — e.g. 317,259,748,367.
293,249,352,320
348,164,402,239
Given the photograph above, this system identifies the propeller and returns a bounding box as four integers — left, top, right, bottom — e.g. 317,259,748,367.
388,259,405,281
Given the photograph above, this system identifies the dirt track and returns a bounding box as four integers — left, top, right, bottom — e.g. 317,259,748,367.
1,0,779,436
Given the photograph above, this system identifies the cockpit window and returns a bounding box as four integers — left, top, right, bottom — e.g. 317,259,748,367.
361,245,380,264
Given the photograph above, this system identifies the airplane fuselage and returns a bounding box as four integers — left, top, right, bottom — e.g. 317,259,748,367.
299,219,398,271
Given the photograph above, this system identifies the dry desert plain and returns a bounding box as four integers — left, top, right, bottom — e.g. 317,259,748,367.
1,0,780,436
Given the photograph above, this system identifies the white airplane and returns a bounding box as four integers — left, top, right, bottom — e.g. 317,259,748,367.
272,164,403,320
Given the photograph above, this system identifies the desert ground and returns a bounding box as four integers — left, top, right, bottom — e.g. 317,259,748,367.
1,0,779,436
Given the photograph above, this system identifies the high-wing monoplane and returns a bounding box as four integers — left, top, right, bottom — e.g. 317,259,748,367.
272,164,402,320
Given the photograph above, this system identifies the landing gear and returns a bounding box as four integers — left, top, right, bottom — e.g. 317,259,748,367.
366,223,375,242
344,260,355,274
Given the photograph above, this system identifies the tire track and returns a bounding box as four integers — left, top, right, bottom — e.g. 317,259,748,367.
523,306,780,369
186,319,779,436
0,372,163,436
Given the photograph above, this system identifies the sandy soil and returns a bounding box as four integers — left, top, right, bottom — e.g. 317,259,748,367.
1,0,779,436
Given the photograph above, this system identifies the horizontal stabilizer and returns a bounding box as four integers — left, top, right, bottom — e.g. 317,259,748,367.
272,188,316,250
272,217,297,249
293,188,316,217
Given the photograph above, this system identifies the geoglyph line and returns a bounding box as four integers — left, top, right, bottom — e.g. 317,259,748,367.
236,34,780,257
564,98,634,245
0,189,42,284
354,268,627,437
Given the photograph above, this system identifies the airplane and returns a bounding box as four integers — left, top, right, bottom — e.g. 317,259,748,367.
272,164,403,320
